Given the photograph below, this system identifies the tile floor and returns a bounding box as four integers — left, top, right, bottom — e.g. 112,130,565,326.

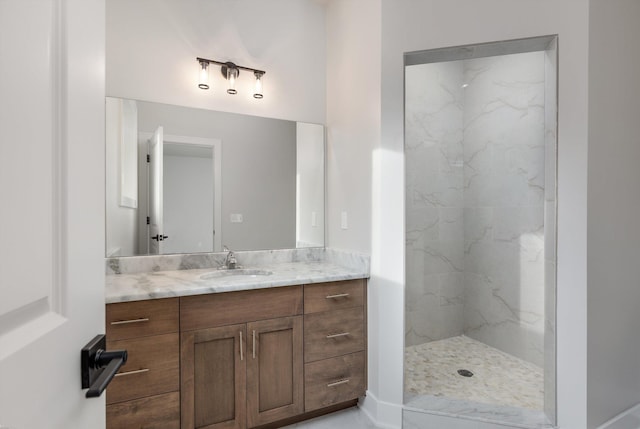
281,406,378,429
405,335,544,410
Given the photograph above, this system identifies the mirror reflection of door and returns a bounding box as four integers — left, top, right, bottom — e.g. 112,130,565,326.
162,142,215,254
148,126,164,254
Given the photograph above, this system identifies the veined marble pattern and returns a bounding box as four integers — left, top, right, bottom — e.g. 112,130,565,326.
106,259,369,304
405,51,548,368
461,52,546,367
405,60,466,346
405,336,543,411
106,247,369,275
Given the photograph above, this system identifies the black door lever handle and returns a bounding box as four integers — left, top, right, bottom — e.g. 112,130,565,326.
81,335,128,398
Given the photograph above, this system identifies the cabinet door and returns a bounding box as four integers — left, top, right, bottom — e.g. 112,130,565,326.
246,316,304,428
181,324,247,429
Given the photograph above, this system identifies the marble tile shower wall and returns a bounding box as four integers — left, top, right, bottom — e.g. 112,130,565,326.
405,52,547,367
405,61,465,346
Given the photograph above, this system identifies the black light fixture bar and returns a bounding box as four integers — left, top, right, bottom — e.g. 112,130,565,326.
196,57,265,75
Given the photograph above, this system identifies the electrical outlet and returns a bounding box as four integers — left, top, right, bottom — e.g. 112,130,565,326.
341,211,348,230
230,213,243,223
311,211,317,227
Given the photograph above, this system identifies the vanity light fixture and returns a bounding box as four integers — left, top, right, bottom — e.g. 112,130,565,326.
196,57,266,98
198,60,210,90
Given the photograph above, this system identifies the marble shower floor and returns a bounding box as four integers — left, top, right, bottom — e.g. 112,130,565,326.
405,335,544,411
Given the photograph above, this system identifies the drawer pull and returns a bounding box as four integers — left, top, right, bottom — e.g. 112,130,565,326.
110,318,149,326
327,379,350,388
239,331,244,361
114,368,149,377
326,293,350,299
326,332,350,339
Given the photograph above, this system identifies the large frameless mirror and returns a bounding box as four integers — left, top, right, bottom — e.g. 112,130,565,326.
105,98,325,257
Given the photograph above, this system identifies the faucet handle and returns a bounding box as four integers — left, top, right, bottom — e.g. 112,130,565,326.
223,245,230,252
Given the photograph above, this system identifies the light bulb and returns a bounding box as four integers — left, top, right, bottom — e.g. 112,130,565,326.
227,67,238,95
198,60,209,90
254,72,264,99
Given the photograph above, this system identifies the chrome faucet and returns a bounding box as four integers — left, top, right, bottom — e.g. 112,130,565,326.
223,245,237,269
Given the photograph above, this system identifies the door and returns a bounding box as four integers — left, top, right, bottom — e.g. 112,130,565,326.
181,324,247,429
0,1,105,429
246,316,304,428
148,126,165,254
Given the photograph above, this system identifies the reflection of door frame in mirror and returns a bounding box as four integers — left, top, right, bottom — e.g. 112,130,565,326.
138,132,223,254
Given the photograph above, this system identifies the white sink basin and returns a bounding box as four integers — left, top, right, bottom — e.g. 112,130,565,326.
200,268,273,280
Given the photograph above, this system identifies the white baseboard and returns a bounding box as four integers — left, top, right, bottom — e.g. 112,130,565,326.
359,391,403,429
597,403,640,429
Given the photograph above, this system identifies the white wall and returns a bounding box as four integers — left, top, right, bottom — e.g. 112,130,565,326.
373,0,590,428
106,0,326,124
296,122,325,248
325,0,391,425
587,1,640,427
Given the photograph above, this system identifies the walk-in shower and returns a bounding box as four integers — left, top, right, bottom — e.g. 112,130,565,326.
404,36,557,428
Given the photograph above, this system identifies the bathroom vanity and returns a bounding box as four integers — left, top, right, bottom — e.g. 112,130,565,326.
104,252,368,428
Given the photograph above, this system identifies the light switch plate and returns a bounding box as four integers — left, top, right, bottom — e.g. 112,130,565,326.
341,211,348,229
311,211,317,227
230,213,243,223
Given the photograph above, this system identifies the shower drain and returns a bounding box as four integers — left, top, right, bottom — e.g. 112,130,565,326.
457,369,474,377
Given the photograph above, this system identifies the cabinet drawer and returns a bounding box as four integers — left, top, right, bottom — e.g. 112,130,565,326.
180,286,303,331
304,307,364,362
106,298,179,341
106,333,179,404
107,391,180,429
304,352,366,412
304,280,364,314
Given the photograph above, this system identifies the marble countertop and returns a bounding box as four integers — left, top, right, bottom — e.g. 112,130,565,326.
106,260,369,304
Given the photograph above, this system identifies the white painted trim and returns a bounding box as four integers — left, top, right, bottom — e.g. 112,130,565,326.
138,132,223,252
360,391,403,429
597,403,640,429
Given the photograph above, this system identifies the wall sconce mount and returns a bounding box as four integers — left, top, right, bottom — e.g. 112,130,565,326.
197,57,265,99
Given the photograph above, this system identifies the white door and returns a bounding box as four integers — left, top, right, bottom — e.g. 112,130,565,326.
148,126,165,254
0,1,106,428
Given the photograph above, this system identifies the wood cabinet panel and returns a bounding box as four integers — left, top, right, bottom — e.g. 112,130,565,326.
304,307,365,363
303,280,364,314
106,333,179,405
106,298,179,341
181,287,303,332
106,391,180,429
181,324,246,429
304,352,366,412
246,316,303,428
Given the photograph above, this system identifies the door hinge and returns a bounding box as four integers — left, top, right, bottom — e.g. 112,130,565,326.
146,154,150,163
146,216,150,225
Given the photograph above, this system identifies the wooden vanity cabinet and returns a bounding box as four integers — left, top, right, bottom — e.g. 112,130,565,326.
180,286,304,429
303,279,367,411
105,279,367,428
105,297,180,429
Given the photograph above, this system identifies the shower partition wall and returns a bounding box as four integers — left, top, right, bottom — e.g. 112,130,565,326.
404,36,557,428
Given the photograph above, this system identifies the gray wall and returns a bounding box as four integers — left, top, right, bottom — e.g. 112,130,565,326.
137,101,296,251
587,0,640,426
296,122,325,248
